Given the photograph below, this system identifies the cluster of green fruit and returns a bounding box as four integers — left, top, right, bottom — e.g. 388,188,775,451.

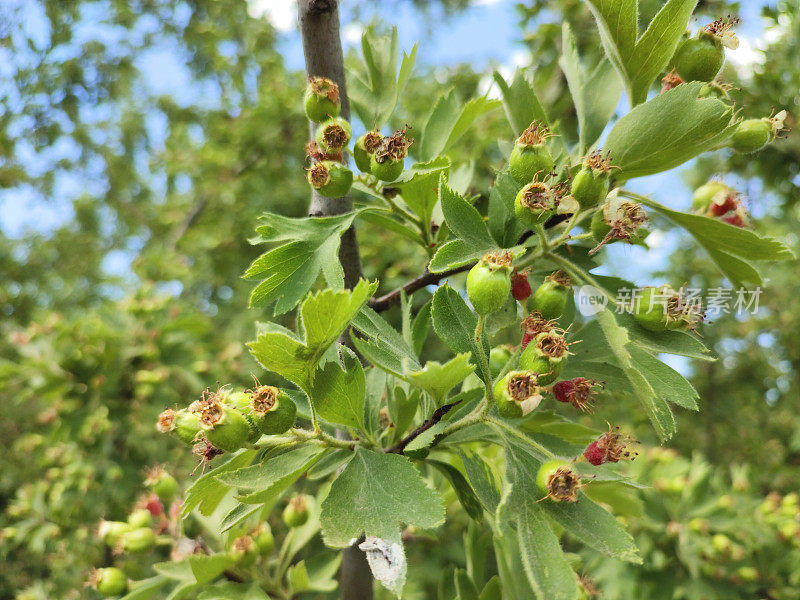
156,384,297,453
667,16,787,153
303,76,411,198
90,468,179,596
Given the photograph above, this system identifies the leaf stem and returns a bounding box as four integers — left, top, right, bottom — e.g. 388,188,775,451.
485,416,556,459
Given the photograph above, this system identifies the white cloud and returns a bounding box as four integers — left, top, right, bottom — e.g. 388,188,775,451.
247,0,297,32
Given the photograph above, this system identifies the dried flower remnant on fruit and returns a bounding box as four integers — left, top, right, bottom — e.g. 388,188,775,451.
307,162,330,189
704,15,740,49
305,140,342,164
520,311,556,348
249,384,278,416
535,329,570,360
157,408,176,433
665,287,706,330
361,130,382,153
590,200,648,254
374,126,412,164
661,69,684,93
231,535,255,555
320,122,349,150
516,121,552,146
518,181,557,211
553,378,602,412
502,371,542,416
583,426,639,466
544,465,582,502
481,250,513,270
308,76,340,104
191,440,223,473
583,149,616,174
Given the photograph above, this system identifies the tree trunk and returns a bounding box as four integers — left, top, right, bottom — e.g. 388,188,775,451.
297,2,372,599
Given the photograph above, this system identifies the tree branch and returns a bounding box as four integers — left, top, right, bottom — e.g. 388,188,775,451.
368,264,473,312
298,3,370,599
386,400,462,454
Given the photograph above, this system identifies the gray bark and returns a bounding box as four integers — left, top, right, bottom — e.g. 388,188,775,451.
298,2,372,599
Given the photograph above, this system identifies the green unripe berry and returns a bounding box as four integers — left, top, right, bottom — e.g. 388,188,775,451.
509,144,554,185
736,566,758,583
514,181,558,228
249,385,297,435
199,402,251,453
98,520,132,547
493,370,542,418
519,329,569,385
531,271,571,320
508,121,554,184
692,181,731,212
315,116,351,154
304,76,341,123
571,167,610,209
307,160,353,198
145,467,179,502
536,459,581,502
590,196,648,249
466,252,513,315
730,112,786,153
633,285,703,332
127,508,152,529
354,130,382,173
369,128,411,182
94,567,127,597
711,533,732,554
122,527,156,553
283,495,310,528
674,32,724,82
253,524,275,555
174,410,201,445
370,153,404,182
230,535,257,568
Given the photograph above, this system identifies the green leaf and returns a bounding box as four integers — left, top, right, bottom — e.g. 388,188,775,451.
249,280,377,391
495,432,579,600
320,448,445,547
542,493,641,563
458,450,502,513
631,194,794,285
216,446,327,504
479,577,503,600
595,309,675,440
395,157,451,226
454,569,481,600
348,27,417,128
247,211,363,314
429,239,484,272
387,386,419,440
431,285,491,383
198,582,269,600
439,176,495,249
182,450,257,517
287,555,341,594
310,346,366,430
429,460,485,522
487,171,525,248
120,577,169,600
492,69,548,135
407,353,475,405
560,23,623,148
613,313,714,360
604,83,736,178
351,306,421,377
154,554,236,585
585,0,698,105
628,345,699,410
419,90,500,161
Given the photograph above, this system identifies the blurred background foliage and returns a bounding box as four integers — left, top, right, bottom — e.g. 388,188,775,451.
0,0,798,597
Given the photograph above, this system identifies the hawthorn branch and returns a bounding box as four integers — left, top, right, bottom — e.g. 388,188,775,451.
368,264,473,312
298,3,370,599
386,400,462,454
367,213,575,312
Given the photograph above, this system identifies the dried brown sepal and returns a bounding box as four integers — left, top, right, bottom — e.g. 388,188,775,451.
545,466,582,502
480,250,514,270
661,69,684,93
374,126,413,164
583,149,616,174
305,140,342,164
249,384,278,416
516,120,553,146
308,76,340,104
157,408,177,433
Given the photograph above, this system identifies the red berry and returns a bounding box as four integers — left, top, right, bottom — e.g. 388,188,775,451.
583,426,639,465
707,193,739,216
552,378,601,412
583,441,605,466
511,271,532,301
520,311,556,349
143,494,164,517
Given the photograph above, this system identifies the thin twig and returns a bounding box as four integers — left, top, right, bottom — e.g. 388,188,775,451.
368,264,473,312
386,399,462,454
